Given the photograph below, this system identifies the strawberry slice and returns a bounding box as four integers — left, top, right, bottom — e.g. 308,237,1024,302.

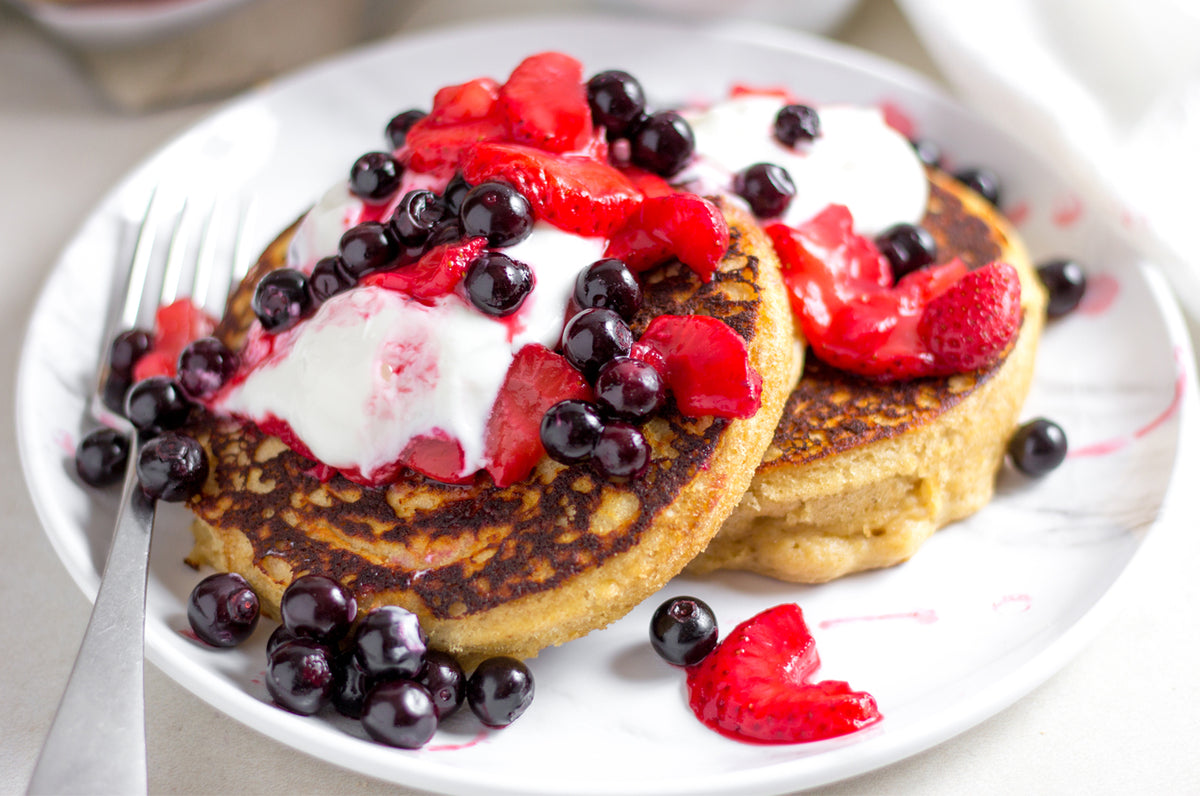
484,344,592,487
463,142,642,237
132,298,216,381
919,261,1022,373
618,166,675,198
403,117,509,177
399,433,474,485
686,604,881,744
427,77,501,125
605,194,730,282
363,238,487,303
638,314,761,418
499,52,594,153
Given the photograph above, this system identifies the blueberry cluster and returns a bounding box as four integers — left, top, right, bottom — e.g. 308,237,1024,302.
908,136,1004,208
186,573,534,749
585,70,695,177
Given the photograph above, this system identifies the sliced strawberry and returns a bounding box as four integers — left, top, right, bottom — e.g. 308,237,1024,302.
132,298,216,380
729,83,801,104
919,261,1022,373
428,77,501,125
685,603,882,744
605,194,730,282
628,340,667,383
363,238,487,303
618,166,675,198
484,344,592,487
131,350,173,382
403,116,510,177
638,314,761,418
463,142,642,237
499,52,594,153
399,433,474,485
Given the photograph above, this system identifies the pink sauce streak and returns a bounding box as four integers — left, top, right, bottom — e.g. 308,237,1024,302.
1005,200,1029,227
427,728,489,752
178,628,202,643
878,100,916,140
1051,194,1084,227
1077,273,1120,315
1070,345,1188,457
54,429,75,457
817,609,938,630
992,593,1032,613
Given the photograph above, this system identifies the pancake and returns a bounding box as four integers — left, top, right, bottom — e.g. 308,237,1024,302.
184,199,796,661
687,169,1047,582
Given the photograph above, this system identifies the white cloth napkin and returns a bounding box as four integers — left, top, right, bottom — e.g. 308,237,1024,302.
897,0,1200,318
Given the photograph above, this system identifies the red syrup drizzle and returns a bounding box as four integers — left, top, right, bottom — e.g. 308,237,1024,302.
816,609,939,630
1051,194,1084,227
426,728,490,752
992,593,1032,613
1077,273,1119,315
54,429,74,457
1005,200,1030,227
1069,345,1188,457
878,100,916,140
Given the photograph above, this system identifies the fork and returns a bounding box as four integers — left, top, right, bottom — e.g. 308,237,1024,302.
27,188,250,795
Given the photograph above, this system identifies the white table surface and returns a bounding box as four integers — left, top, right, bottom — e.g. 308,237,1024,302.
3,1,1198,793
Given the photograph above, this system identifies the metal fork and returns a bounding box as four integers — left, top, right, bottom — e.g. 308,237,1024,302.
28,188,250,795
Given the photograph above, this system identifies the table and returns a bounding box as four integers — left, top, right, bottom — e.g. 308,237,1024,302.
2,1,1197,793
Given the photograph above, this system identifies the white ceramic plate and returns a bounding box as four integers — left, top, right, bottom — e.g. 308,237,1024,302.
15,17,1192,796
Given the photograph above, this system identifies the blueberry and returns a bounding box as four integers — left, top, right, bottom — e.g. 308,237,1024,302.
266,638,334,715
573,258,641,321
101,371,133,417
595,357,665,422
252,268,311,333
187,572,259,648
911,138,943,168
592,421,651,480
734,162,796,219
464,252,534,317
136,431,208,501
561,308,633,381
266,624,301,657
390,189,448,247
74,427,129,487
1008,418,1068,476
124,376,191,434
426,217,464,248
442,174,472,216
875,223,938,281
307,256,356,304
459,181,534,248
353,605,427,680
649,596,718,666
1037,258,1087,317
466,656,534,728
774,104,821,147
338,222,400,278
361,680,438,749
385,109,426,150
586,70,646,137
540,399,604,465
631,111,695,177
176,337,237,400
108,329,152,376
955,166,1002,206
279,574,357,643
349,151,402,203
331,649,375,720
418,650,466,720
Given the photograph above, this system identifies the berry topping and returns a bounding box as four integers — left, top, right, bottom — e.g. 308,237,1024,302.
109,328,152,376
307,256,356,304
252,268,311,333
331,649,374,719
364,237,487,303
498,51,594,153
418,650,466,720
638,315,762,418
591,421,651,479
267,624,300,657
572,257,642,321
919,261,1022,372
459,181,535,247
402,79,508,176
75,427,129,487
349,151,403,203
650,596,718,667
734,162,796,219
136,431,208,502
955,166,1002,206
466,656,534,728
176,337,237,400
132,299,216,382
361,681,438,749
353,605,428,680
605,193,730,282
443,173,472,215
630,110,695,177
266,638,333,715
594,356,665,422
484,344,592,487
774,104,821,147
586,70,647,137
1008,417,1068,476
463,142,642,237
187,572,259,648
279,574,357,643
561,308,634,381
539,399,603,465
389,189,448,247
385,109,427,150
338,221,400,278
875,222,938,282
124,375,191,434
464,252,534,317
685,604,881,744
1037,258,1087,317
101,372,134,417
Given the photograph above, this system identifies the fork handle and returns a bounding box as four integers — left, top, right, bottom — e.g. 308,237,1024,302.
28,433,157,795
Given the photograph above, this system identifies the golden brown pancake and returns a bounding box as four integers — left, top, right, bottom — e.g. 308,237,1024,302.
687,170,1048,582
184,199,796,660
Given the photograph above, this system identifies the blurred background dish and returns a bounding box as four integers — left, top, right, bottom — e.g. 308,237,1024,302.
7,0,256,49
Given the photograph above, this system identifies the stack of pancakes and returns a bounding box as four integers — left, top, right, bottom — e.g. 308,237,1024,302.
185,170,1046,660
